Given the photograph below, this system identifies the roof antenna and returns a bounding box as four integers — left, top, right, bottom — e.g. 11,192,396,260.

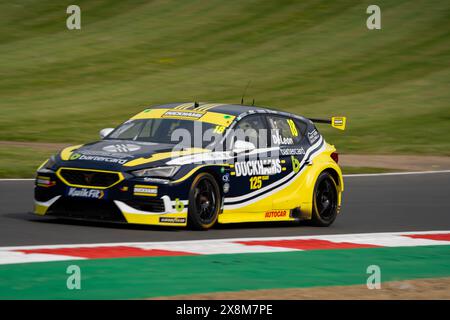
240,80,251,105
252,99,255,106
194,101,199,108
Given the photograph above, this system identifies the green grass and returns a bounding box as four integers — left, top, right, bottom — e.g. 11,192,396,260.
0,146,57,178
0,0,449,176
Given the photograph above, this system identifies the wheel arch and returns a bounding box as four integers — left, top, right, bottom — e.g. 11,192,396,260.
322,167,344,192
197,166,225,197
297,161,343,219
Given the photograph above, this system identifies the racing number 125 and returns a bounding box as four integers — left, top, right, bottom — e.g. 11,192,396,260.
249,176,263,190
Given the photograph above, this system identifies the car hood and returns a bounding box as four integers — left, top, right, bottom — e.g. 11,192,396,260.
58,140,207,171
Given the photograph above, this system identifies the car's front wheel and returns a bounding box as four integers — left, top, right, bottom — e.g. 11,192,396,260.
311,172,338,227
188,173,221,230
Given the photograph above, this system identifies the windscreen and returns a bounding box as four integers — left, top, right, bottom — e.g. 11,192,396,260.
105,118,223,149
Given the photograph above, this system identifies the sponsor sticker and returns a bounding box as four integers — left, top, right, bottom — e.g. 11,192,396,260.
265,210,287,218
159,217,186,224
70,154,128,165
291,156,301,173
133,185,157,196
162,110,205,120
174,198,185,212
103,144,141,153
71,150,133,159
67,187,105,199
307,129,320,144
222,173,230,182
234,159,281,177
223,182,230,193
280,147,306,156
332,116,346,130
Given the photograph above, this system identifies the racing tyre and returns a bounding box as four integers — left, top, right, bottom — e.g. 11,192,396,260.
188,173,221,230
311,172,338,227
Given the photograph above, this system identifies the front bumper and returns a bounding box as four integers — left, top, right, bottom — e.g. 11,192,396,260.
33,170,189,227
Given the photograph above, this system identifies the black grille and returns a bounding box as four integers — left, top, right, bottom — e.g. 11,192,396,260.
124,199,165,213
59,168,120,188
48,198,126,222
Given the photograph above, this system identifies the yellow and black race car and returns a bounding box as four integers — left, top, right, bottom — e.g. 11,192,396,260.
34,102,346,230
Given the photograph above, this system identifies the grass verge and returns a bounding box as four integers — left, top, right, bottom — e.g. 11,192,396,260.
0,0,449,155
0,245,449,299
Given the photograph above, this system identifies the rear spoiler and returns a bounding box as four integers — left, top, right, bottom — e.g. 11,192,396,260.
308,116,346,131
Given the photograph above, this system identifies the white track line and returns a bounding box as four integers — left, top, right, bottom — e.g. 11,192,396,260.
0,230,448,251
0,230,449,265
1,170,450,181
343,169,450,177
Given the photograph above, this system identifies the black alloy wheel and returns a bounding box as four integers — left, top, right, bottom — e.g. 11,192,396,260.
311,172,339,227
188,173,221,230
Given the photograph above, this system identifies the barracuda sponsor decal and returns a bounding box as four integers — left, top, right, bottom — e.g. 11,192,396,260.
159,217,186,223
69,153,128,164
103,144,141,153
265,210,287,218
162,110,205,120
307,129,320,144
272,131,294,145
67,188,105,199
280,147,306,156
234,159,281,177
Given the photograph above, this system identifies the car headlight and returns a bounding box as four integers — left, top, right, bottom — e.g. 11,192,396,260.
132,166,180,178
38,156,57,172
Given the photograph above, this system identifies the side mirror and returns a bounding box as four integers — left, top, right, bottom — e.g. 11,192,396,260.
232,140,256,154
99,128,114,139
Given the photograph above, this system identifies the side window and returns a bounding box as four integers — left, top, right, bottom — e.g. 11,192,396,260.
293,119,307,138
267,116,303,146
231,115,267,149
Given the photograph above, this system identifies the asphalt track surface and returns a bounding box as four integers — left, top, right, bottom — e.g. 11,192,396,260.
0,172,449,246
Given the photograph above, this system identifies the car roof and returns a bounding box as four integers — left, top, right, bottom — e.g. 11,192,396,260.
145,102,292,117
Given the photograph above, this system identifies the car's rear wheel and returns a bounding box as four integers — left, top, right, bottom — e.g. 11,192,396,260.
311,172,338,227
188,173,221,230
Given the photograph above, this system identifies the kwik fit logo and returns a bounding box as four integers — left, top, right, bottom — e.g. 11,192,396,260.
68,188,104,199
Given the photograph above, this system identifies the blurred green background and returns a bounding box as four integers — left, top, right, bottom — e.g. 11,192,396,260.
0,0,449,177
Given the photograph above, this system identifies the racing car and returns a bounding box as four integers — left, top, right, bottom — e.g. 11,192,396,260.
34,102,346,230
